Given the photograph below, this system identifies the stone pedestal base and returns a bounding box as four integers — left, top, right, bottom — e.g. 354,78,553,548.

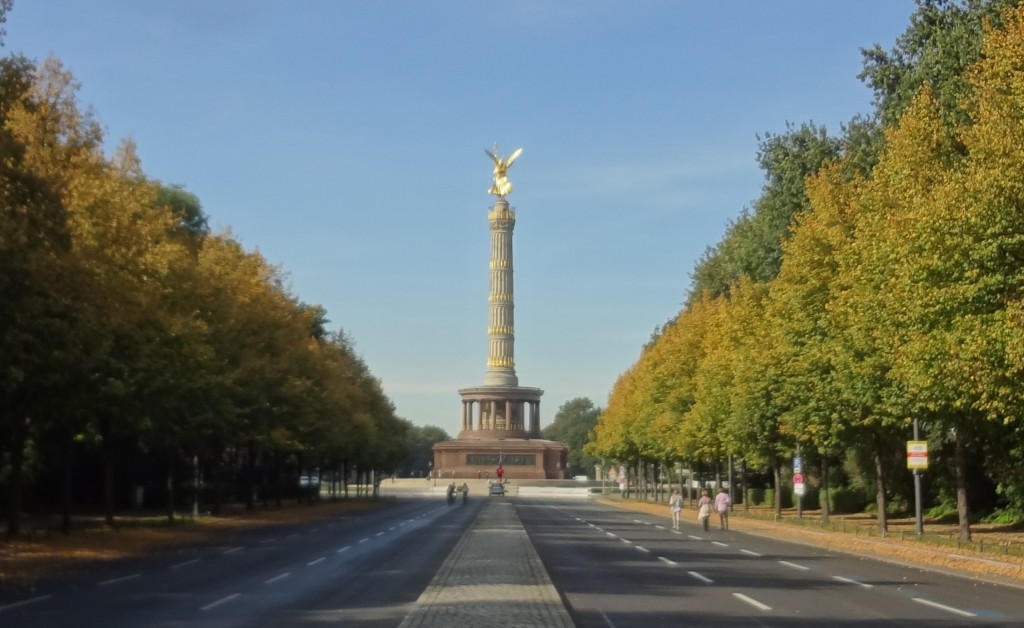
432,438,568,481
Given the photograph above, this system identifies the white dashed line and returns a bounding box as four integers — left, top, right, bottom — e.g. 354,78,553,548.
171,558,201,569
633,519,643,524
307,557,326,566
375,532,385,537
0,595,52,612
912,598,976,618
733,592,771,611
658,556,677,566
654,525,666,530
778,560,810,571
606,532,617,538
358,537,370,544
688,571,714,584
98,573,140,586
832,575,873,589
337,545,351,554
201,593,241,611
635,546,651,554
621,538,632,544
260,538,276,544
739,549,761,557
265,572,291,584
711,541,728,547
223,546,245,554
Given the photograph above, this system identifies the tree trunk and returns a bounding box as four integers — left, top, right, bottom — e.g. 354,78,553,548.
166,452,176,525
343,459,350,499
210,443,223,516
873,433,888,536
772,461,782,515
820,454,831,525
954,427,972,543
741,459,749,513
5,418,30,538
246,440,256,511
61,428,73,535
102,418,116,527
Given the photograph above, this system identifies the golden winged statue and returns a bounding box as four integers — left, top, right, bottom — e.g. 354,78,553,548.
485,145,523,199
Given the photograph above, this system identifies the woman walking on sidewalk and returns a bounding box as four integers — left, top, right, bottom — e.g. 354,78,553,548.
669,489,682,529
714,487,731,530
697,490,711,532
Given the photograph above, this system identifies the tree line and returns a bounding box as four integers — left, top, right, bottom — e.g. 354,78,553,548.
0,44,414,534
587,0,1024,544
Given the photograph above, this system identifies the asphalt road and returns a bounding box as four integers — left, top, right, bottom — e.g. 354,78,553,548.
0,496,479,628
519,498,1024,627
4,496,1024,627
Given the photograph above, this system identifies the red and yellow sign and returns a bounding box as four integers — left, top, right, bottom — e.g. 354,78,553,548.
907,440,928,470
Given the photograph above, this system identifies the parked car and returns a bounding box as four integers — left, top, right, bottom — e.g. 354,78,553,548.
489,482,505,496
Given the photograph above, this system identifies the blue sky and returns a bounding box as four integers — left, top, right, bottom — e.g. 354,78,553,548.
7,1,915,437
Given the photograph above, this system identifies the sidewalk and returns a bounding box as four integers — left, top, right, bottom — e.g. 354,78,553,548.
398,499,574,628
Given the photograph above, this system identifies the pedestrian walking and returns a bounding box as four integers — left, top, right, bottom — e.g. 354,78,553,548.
715,487,731,530
669,489,682,530
697,489,711,532
446,482,456,506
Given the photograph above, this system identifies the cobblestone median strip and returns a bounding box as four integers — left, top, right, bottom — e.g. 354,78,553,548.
399,501,574,628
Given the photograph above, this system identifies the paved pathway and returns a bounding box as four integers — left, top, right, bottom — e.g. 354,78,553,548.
399,499,574,628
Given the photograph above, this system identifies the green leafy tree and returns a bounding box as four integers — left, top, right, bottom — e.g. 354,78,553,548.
543,398,602,478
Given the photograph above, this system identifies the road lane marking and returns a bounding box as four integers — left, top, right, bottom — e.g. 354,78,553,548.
688,535,703,540
658,556,677,566
358,537,370,544
740,549,762,557
654,525,665,530
0,595,52,612
201,593,241,611
388,526,397,531
286,533,300,539
912,598,976,618
606,532,617,538
375,532,385,537
171,558,201,569
223,546,245,554
633,519,643,524
260,538,277,544
620,538,632,544
832,575,873,589
265,572,291,584
337,545,351,554
688,571,714,584
711,541,729,547
733,592,771,611
779,560,810,571
307,557,326,566
671,530,681,535
635,545,651,553
99,573,141,586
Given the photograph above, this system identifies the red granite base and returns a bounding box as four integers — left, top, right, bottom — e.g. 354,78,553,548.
432,438,568,480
